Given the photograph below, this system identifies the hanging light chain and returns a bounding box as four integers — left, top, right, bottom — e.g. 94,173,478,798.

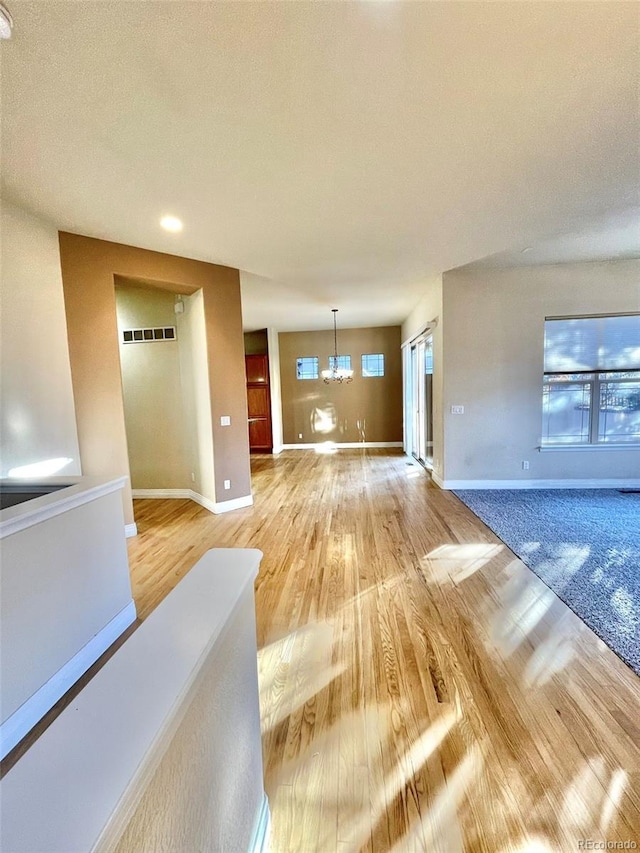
322,308,354,383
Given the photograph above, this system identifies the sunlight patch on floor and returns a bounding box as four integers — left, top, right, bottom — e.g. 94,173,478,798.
486,570,580,687
258,620,345,736
600,768,628,833
391,742,485,852
340,708,461,851
420,543,504,585
501,839,556,853
521,619,576,688
491,581,559,656
315,441,338,454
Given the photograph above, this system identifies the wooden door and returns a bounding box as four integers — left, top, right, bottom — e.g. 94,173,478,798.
245,354,272,452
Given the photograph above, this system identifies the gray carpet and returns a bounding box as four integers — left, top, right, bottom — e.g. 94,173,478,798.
453,489,640,676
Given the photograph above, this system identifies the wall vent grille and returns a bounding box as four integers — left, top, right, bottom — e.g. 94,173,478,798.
122,327,177,344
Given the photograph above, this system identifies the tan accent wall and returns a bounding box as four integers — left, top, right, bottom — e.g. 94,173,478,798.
58,233,250,524
279,326,402,444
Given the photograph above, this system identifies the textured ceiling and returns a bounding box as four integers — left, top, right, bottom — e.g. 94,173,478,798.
2,1,638,330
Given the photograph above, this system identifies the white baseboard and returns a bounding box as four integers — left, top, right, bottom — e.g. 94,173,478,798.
212,494,254,513
125,523,138,538
0,600,137,760
280,441,403,450
185,491,216,514
435,477,640,490
131,489,253,515
249,794,271,853
431,472,445,489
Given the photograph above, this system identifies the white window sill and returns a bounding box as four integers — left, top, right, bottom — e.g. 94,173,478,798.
539,444,640,452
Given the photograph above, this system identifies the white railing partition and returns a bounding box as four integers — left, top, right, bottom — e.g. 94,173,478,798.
0,548,269,853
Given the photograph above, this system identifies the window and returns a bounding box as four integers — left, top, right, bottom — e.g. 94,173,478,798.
542,314,640,446
296,357,319,380
362,353,384,377
329,355,351,372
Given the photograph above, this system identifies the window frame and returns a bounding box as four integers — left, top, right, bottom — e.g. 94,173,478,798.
361,353,385,378
542,369,640,447
296,356,319,380
328,354,352,372
541,313,640,449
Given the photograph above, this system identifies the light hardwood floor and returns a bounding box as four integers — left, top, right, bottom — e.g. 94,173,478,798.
127,449,640,852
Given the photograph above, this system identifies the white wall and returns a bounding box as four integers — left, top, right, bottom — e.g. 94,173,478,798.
0,203,80,477
401,274,443,345
401,275,444,478
441,259,640,484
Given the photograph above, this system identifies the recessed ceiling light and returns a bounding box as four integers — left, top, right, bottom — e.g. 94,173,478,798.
160,215,183,233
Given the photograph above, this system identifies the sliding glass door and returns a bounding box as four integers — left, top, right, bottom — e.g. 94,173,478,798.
409,334,434,468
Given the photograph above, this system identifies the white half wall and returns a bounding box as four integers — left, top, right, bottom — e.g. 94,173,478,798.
0,549,266,853
441,259,640,483
0,477,135,757
0,203,80,477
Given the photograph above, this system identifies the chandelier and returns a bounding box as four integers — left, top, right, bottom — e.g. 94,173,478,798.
321,309,354,383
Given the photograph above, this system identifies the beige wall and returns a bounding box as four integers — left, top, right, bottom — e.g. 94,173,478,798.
115,284,190,490
0,204,81,477
58,233,250,524
279,326,402,444
178,290,216,501
441,259,640,484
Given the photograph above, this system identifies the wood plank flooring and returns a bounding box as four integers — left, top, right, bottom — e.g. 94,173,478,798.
127,449,640,852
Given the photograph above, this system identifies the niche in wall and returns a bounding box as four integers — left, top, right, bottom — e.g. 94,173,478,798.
115,280,214,496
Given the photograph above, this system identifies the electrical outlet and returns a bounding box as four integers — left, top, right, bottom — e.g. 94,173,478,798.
224,479,231,490
522,460,530,470
220,416,231,426
451,405,464,415
298,433,303,439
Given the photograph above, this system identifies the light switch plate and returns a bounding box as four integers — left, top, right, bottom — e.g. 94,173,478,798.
220,416,231,426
